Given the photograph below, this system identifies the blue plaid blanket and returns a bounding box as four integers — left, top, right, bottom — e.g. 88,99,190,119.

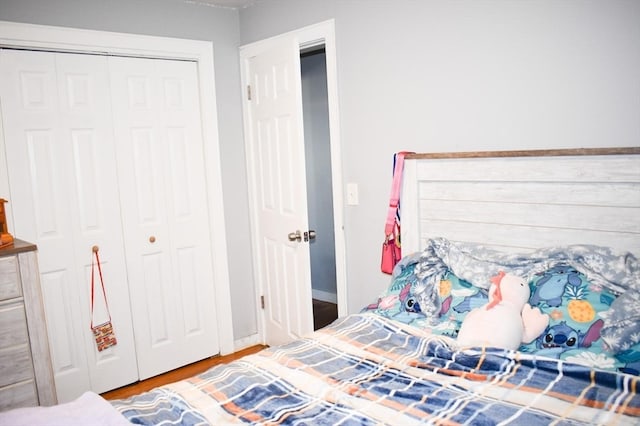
112,313,640,425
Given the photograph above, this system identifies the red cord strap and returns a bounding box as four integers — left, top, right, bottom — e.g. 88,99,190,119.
90,250,113,329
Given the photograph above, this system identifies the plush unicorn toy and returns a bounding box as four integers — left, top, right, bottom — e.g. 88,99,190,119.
457,272,549,350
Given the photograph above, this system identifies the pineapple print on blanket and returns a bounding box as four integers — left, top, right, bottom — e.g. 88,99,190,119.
565,284,596,323
362,265,487,337
520,264,619,370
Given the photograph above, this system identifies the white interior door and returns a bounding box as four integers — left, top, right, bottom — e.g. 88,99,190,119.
0,49,138,401
244,38,314,346
109,56,220,379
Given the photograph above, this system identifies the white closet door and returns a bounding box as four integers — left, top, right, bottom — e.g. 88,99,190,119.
109,57,220,379
0,50,138,401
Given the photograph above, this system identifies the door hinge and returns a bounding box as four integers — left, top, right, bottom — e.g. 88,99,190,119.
247,85,252,101
260,295,265,309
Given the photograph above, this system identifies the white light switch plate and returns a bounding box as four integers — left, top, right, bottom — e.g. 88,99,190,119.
346,183,359,205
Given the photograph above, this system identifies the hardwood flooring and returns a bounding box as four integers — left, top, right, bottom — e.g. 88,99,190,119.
313,298,338,330
101,344,266,401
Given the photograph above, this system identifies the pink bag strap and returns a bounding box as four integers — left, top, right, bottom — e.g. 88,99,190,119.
385,152,409,238
90,249,112,329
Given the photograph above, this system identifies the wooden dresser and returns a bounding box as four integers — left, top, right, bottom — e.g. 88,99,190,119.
0,240,56,410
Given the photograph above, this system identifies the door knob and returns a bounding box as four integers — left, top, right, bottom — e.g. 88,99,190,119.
304,230,316,242
288,230,302,242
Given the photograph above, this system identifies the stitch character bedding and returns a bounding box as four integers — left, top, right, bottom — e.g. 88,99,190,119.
107,238,640,425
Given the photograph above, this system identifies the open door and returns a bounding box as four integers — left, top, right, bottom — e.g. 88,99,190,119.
242,37,315,346
241,20,346,347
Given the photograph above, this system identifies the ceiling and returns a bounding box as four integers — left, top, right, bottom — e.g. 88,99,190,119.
185,0,258,9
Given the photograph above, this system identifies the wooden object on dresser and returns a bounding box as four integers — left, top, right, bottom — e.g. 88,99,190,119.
0,240,57,410
0,198,14,249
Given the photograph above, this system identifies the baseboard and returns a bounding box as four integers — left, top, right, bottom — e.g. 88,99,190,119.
233,333,261,352
312,289,337,304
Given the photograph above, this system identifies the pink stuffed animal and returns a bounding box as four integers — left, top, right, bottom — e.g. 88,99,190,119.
457,271,549,350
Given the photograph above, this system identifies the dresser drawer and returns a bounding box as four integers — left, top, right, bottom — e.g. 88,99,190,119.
0,302,29,348
0,256,21,301
0,344,34,388
0,380,38,410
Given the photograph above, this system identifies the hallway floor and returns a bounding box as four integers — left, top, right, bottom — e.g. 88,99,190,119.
313,299,338,330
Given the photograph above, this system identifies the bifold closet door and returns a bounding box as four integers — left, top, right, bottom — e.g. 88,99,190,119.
0,49,138,401
109,56,220,380
1,49,220,395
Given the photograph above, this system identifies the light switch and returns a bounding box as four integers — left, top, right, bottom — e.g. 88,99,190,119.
346,183,359,205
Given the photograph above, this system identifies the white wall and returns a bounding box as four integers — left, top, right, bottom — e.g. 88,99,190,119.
240,0,640,314
0,0,259,340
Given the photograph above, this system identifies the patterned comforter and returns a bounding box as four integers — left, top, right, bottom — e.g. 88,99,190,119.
112,313,640,425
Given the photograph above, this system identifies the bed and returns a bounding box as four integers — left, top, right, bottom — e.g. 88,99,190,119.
1,148,639,425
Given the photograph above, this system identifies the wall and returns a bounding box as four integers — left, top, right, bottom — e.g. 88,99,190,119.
239,0,640,313
1,0,639,340
0,0,258,340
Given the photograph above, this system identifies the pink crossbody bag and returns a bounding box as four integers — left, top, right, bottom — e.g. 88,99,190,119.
381,152,410,274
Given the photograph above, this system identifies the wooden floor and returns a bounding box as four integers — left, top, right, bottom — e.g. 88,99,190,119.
102,300,337,400
101,344,266,400
313,298,338,330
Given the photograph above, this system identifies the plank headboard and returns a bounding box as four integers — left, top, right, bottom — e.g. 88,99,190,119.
400,148,640,257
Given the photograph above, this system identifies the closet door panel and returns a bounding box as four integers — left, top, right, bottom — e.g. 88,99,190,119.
109,56,219,379
0,50,138,402
0,51,69,264
55,53,138,396
0,50,91,401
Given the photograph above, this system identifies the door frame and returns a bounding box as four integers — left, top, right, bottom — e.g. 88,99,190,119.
240,20,347,342
0,20,235,355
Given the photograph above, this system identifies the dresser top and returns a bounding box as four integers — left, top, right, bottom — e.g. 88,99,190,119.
0,239,37,257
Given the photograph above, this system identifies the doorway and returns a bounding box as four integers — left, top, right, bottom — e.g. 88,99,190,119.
240,20,346,346
300,47,338,330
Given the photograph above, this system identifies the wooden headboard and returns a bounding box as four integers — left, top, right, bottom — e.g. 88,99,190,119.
400,148,640,256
